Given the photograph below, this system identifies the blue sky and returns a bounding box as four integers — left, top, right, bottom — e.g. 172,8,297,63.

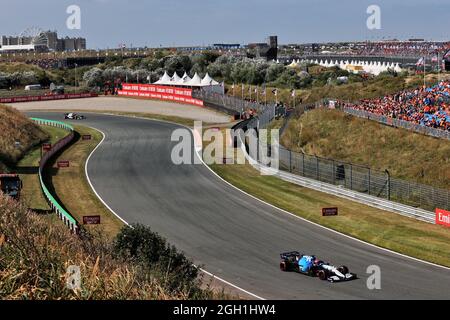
0,0,449,49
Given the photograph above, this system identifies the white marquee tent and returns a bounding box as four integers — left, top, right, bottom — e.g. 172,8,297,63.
304,58,403,76
153,71,224,94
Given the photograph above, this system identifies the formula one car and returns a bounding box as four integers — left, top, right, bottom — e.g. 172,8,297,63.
279,251,356,283
64,113,86,120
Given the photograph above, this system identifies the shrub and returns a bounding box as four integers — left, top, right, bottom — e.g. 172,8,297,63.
113,225,200,294
0,195,221,300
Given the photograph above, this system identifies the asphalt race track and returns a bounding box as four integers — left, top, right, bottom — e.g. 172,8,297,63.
28,111,450,300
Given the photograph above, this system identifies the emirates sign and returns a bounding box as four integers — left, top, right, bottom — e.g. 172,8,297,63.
436,208,450,227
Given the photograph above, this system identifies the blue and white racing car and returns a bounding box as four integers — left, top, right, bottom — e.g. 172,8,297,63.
279,251,356,283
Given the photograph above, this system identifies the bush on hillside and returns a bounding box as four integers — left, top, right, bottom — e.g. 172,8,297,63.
0,105,48,167
113,225,200,294
0,195,220,300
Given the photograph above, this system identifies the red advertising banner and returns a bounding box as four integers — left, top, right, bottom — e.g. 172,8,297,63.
118,83,204,107
436,208,450,227
0,93,98,104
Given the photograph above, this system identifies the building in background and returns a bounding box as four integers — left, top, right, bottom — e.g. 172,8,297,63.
212,43,241,50
0,29,86,52
247,35,278,61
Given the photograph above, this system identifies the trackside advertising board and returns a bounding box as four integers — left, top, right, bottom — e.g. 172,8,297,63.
0,93,98,104
118,83,204,107
436,208,450,227
322,207,338,216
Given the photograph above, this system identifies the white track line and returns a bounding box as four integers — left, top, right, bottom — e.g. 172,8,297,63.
84,126,129,226
83,121,265,300
53,111,449,302
86,112,450,273
196,132,450,272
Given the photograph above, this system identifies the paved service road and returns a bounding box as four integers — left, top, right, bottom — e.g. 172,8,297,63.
28,111,450,300
13,97,231,123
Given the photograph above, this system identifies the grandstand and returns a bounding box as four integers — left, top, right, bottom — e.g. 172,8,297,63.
344,80,450,132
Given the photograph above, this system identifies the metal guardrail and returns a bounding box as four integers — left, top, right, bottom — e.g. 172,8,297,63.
31,118,79,233
193,90,270,114
273,102,450,212
208,92,448,214
343,107,450,141
276,146,450,212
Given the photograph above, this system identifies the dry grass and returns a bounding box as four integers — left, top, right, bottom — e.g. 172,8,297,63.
15,126,69,211
226,72,450,107
0,195,230,300
45,125,124,238
0,62,44,74
0,104,48,170
282,108,450,189
211,160,450,267
0,196,173,300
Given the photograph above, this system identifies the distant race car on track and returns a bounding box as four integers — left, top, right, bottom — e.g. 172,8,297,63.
279,251,356,283
64,113,86,120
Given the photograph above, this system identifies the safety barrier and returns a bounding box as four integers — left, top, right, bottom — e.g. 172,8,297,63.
31,118,79,233
235,120,437,224
1,93,98,104
117,83,204,107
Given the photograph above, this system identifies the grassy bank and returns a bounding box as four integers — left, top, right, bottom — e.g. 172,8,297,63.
0,105,48,170
0,195,228,300
15,125,68,210
281,108,450,189
44,125,124,238
210,161,450,267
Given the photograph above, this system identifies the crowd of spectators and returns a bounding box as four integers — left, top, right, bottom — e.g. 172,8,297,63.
346,80,450,132
24,58,60,69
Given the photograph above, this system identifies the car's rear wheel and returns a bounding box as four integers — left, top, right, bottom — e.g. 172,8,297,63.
338,266,349,275
317,270,327,280
280,261,287,272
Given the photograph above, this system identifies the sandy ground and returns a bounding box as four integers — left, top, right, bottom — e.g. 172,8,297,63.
8,96,231,123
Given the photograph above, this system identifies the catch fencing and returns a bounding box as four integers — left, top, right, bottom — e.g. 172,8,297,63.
239,101,450,212
31,118,79,234
277,147,450,212
235,119,437,223
206,92,450,212
193,90,269,114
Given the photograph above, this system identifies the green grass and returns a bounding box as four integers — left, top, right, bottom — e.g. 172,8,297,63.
210,161,450,267
0,104,48,169
46,125,124,238
281,108,450,189
15,126,68,210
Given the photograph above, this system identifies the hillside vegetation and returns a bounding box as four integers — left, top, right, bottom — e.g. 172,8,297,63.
281,108,450,189
0,195,225,299
0,105,48,169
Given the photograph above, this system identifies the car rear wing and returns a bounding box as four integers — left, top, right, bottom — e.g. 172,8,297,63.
280,251,301,259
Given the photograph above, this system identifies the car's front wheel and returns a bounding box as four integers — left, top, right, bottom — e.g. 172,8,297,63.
317,270,328,280
280,261,287,272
